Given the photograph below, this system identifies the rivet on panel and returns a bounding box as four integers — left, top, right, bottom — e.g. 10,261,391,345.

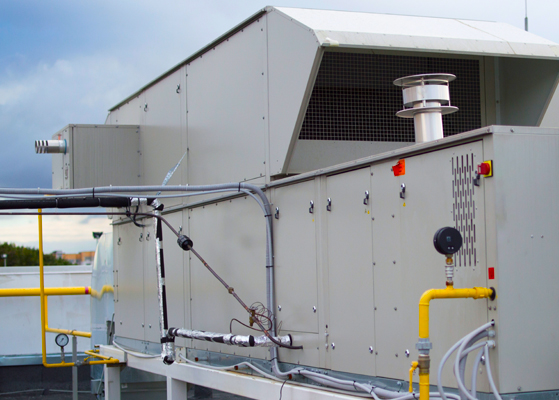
369,346,374,354
395,353,398,357
331,343,335,350
394,307,397,311
313,306,317,313
405,349,410,357
278,305,282,311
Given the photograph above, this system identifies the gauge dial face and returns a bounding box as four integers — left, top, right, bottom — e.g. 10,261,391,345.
55,333,69,347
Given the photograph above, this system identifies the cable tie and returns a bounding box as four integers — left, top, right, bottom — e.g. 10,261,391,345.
92,188,95,198
264,213,271,217
238,182,241,192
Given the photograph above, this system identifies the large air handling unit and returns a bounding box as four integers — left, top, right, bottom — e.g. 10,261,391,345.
4,6,559,400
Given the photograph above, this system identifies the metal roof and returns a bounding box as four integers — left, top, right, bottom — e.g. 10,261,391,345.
275,7,559,58
109,6,559,111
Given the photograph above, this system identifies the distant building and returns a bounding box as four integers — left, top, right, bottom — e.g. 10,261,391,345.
62,251,95,265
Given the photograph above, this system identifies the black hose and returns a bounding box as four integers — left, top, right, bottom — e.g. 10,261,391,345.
0,197,155,210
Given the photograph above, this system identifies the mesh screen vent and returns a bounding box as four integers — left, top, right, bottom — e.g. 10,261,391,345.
452,153,477,267
299,52,481,142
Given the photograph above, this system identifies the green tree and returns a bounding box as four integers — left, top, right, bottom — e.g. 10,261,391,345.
0,242,73,266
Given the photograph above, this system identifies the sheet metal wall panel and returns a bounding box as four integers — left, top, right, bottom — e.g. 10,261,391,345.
160,212,186,346
372,142,489,390
72,125,140,188
50,125,71,189
325,168,376,376
143,222,160,343
186,19,267,187
277,331,321,367
491,132,559,392
498,58,559,127
105,95,143,125
188,197,268,360
114,223,145,341
141,69,184,208
272,180,319,334
266,10,321,176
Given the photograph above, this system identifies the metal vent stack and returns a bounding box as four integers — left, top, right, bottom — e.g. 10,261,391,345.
394,73,458,143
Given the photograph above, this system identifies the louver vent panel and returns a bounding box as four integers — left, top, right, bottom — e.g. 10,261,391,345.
299,52,481,142
452,153,477,267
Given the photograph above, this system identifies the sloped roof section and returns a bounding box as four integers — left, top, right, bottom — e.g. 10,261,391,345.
274,7,559,59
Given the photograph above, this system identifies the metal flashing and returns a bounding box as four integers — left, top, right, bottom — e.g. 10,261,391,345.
275,7,559,59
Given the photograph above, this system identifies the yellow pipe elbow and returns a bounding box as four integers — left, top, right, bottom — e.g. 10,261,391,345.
419,286,494,338
409,361,419,392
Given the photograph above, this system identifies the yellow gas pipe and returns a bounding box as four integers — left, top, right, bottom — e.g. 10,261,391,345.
415,285,494,400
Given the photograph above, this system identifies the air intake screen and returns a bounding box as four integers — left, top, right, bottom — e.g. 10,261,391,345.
299,52,481,142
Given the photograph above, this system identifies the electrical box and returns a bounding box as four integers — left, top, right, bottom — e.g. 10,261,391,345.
50,124,140,189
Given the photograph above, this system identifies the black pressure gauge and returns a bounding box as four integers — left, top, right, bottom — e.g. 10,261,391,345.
55,333,69,348
433,227,462,255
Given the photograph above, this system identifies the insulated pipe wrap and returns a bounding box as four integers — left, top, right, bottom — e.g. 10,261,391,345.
168,328,291,348
0,197,134,210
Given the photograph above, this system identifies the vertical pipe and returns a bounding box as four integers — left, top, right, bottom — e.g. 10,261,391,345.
38,209,48,367
72,335,78,400
153,200,175,364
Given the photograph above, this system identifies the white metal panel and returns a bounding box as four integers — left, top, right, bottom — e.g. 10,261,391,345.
50,125,71,189
539,84,559,127
188,197,268,360
163,212,186,347
72,125,140,188
288,140,409,174
491,131,559,392
274,7,559,58
325,167,376,376
106,95,143,125
371,142,490,389
272,180,319,333
114,223,145,341
143,221,161,343
186,18,267,186
141,69,185,208
266,10,321,176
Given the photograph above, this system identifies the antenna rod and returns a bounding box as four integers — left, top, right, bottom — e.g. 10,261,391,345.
525,0,529,31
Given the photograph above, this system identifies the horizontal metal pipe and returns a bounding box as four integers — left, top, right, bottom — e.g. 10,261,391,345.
0,287,91,297
168,328,292,348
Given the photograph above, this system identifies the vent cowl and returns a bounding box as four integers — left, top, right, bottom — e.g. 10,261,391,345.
394,73,458,143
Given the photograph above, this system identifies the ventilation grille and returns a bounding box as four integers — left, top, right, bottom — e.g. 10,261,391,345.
299,52,482,142
452,154,477,267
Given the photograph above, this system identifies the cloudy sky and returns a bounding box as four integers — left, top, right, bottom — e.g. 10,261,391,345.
0,0,558,255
